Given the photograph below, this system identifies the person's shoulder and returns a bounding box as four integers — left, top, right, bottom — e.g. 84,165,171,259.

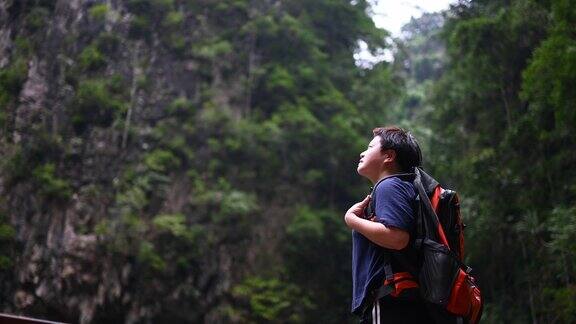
375,176,415,196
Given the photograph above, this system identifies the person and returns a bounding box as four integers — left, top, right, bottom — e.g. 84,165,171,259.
344,126,433,323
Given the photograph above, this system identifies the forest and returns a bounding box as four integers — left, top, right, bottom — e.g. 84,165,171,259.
0,0,574,323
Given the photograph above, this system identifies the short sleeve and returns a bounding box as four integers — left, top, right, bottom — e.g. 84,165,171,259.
374,177,415,232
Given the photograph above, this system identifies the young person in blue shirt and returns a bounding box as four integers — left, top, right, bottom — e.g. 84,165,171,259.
344,126,434,323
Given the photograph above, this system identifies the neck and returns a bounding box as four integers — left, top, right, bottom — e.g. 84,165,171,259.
371,169,397,185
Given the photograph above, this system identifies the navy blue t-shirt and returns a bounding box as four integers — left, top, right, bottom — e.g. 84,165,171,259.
351,176,417,314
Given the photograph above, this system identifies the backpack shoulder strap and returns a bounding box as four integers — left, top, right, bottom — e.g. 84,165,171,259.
418,167,440,196
414,168,450,247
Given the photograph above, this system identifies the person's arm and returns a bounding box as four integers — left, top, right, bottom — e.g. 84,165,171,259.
344,196,410,250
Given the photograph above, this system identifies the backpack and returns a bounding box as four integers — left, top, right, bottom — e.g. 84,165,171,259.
368,169,483,324
413,167,483,324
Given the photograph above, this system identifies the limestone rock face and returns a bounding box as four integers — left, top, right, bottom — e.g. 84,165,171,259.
0,1,256,322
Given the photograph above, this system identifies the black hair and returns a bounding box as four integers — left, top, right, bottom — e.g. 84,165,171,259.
372,126,422,172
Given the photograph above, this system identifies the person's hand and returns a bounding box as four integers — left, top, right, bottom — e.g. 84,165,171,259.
345,195,371,227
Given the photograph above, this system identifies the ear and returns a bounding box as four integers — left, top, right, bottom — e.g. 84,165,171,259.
382,149,396,164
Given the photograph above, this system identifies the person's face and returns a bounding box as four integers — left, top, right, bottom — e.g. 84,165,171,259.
357,136,396,183
357,137,385,179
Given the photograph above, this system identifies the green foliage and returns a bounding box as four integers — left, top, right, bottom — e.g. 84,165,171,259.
144,149,180,173
32,163,72,201
420,0,576,322
282,206,353,322
163,11,184,28
0,58,29,101
0,0,402,322
232,277,313,322
25,6,49,32
165,34,187,55
0,223,15,240
167,97,194,115
1,132,64,188
94,219,108,236
218,190,257,218
0,60,28,95
152,0,174,10
264,66,296,95
88,4,109,21
153,213,196,241
286,206,325,238
543,286,576,323
127,0,175,41
95,32,121,56
546,207,576,273
522,33,576,133
192,39,233,60
126,0,151,15
127,0,174,15
192,179,258,224
158,10,187,54
14,37,33,57
0,256,12,270
70,78,127,132
289,0,386,55
129,15,152,40
79,45,106,71
0,212,13,270
115,174,159,216
138,241,166,271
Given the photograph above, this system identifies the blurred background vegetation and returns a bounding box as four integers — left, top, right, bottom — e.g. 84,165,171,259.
0,0,574,323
